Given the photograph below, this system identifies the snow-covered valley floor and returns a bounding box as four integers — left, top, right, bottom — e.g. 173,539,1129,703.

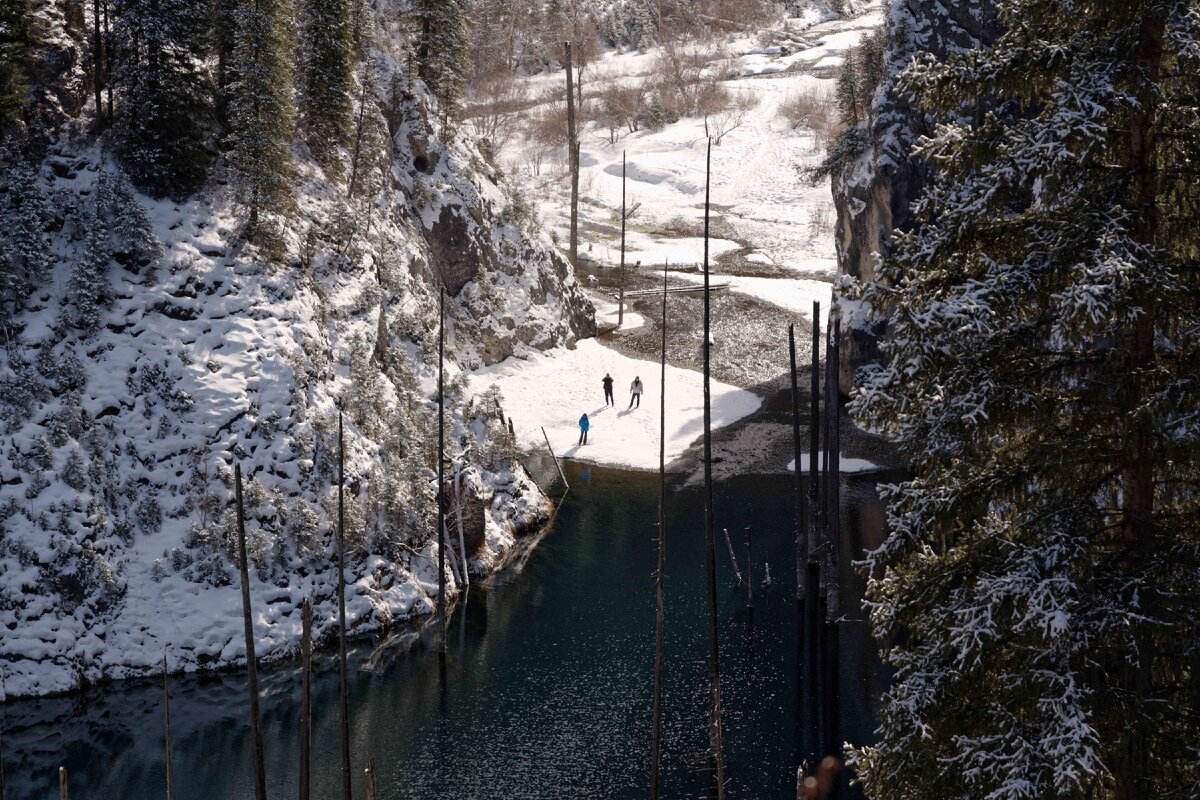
495,2,883,306
467,1,886,473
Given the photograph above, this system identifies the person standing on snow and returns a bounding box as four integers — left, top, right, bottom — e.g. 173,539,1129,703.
602,373,615,406
629,376,644,409
578,413,590,445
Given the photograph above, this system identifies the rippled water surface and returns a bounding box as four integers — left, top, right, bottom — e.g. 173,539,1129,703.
2,463,895,799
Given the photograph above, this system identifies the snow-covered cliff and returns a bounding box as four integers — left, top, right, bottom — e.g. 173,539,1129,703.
830,0,998,391
0,5,593,699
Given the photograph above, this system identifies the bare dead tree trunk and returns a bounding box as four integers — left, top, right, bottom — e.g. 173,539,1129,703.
58,766,67,800
162,656,174,800
364,758,378,800
234,463,267,800
745,526,753,608
337,414,352,800
438,287,447,632
619,151,627,327
789,324,806,598
564,41,579,267
824,321,842,767
700,138,727,799
650,258,667,800
723,527,743,586
454,459,469,591
809,303,820,560
299,598,312,800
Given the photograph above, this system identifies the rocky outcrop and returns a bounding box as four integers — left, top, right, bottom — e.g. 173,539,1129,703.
832,0,1000,394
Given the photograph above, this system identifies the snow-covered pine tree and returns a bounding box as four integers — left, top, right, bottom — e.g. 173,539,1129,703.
412,0,470,119
835,47,861,126
846,1,1200,798
299,0,354,173
0,154,53,315
111,0,213,198
227,0,296,241
66,171,160,332
68,192,115,333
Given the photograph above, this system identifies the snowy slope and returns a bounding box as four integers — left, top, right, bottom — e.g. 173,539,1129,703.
0,49,593,700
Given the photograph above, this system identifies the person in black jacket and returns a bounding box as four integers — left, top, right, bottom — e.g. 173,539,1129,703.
602,373,615,406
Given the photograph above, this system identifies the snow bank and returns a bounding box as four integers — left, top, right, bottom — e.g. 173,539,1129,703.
469,339,762,471
788,454,883,474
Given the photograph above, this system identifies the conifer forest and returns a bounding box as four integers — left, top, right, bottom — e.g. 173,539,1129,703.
0,0,1197,798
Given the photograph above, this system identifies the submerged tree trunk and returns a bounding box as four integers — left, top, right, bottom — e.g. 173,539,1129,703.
649,259,668,800
163,657,174,800
234,463,267,800
700,138,727,799
299,598,313,800
337,414,352,800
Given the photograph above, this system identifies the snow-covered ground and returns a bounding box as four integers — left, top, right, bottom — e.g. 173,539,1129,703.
469,339,761,471
494,2,884,323
788,454,882,474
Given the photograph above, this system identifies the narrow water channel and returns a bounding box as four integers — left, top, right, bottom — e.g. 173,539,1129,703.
1,463,896,799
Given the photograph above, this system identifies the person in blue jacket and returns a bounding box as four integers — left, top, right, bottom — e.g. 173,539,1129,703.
578,413,590,445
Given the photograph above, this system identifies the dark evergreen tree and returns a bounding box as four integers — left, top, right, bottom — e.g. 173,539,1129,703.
227,0,296,240
846,1,1200,798
299,0,355,173
412,0,469,118
0,153,53,314
66,171,160,332
111,0,214,197
835,48,861,126
0,0,44,137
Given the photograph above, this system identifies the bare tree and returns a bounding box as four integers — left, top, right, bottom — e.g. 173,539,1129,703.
704,89,758,145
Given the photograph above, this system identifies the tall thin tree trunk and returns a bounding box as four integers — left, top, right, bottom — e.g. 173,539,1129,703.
701,138,727,799
649,258,668,800
619,151,627,327
337,414,352,800
92,0,103,128
789,322,807,777
564,41,578,266
162,656,174,800
808,303,820,559
789,324,806,598
745,526,753,607
103,0,112,122
454,459,469,590
299,598,312,800
438,287,447,631
58,766,67,800
234,463,267,800
1114,10,1166,799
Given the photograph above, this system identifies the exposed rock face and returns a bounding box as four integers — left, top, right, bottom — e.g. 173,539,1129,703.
832,0,1000,393
389,85,595,366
